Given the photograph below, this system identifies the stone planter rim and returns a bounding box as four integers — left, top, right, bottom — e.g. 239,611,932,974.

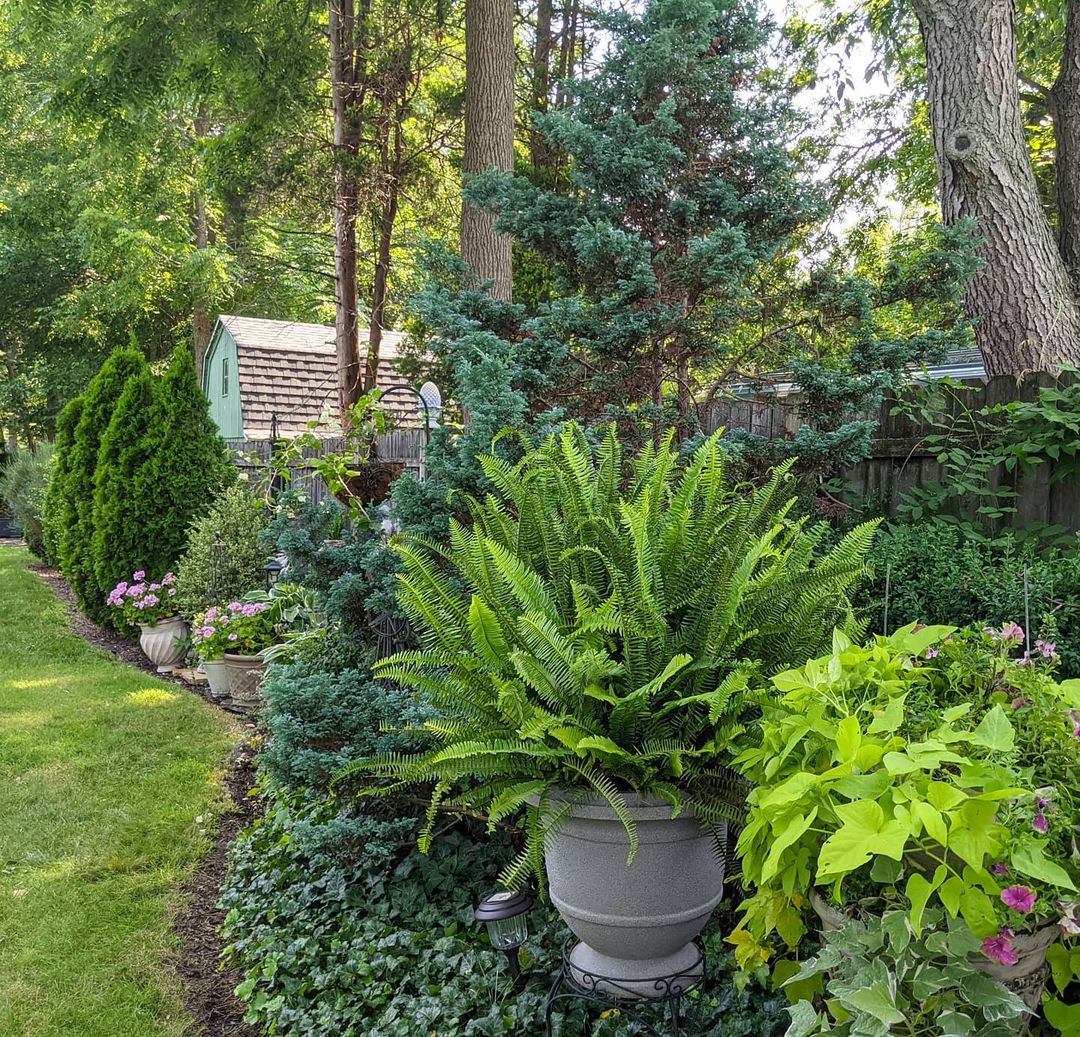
533,788,699,823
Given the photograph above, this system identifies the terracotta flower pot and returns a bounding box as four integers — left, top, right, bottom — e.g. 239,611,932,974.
541,791,725,996
223,651,268,708
138,616,188,673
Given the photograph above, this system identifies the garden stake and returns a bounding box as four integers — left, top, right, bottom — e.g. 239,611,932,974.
883,563,891,635
1024,566,1031,650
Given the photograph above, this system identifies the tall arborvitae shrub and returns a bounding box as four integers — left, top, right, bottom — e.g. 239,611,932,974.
90,368,165,610
135,348,233,572
60,347,148,617
42,396,83,566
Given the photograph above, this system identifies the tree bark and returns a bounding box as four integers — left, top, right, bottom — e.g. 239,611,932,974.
330,0,365,425
462,0,515,300
530,0,554,171
191,108,213,385
914,0,1080,375
1053,0,1080,290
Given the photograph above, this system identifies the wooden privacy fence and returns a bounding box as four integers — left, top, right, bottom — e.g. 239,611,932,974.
226,429,428,506
703,374,1080,533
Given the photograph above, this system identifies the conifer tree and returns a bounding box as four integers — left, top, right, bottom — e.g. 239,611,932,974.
60,347,148,617
90,368,165,611
42,396,83,567
134,348,233,571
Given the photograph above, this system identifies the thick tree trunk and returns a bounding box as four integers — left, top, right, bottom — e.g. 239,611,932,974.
1053,0,1080,290
191,109,213,385
462,0,515,300
914,0,1080,375
330,0,364,425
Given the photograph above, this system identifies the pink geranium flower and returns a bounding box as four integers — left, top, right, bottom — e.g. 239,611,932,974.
1000,622,1025,644
1035,639,1057,659
132,570,145,581
1001,886,1037,913
982,932,1019,966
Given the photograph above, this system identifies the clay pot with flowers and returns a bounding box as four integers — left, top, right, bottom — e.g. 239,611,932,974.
106,571,187,672
732,623,1080,1032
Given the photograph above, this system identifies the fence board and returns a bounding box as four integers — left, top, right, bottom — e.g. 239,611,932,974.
225,428,429,505
705,374,1080,533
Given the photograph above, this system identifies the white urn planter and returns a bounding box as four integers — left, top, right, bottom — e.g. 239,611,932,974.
138,616,188,673
201,658,232,701
542,792,726,996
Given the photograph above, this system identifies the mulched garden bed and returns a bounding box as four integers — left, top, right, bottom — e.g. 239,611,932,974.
30,561,262,1037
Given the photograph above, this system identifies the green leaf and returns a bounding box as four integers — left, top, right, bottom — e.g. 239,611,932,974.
467,595,508,667
784,1000,821,1037
913,800,948,846
1010,844,1078,892
1045,997,1080,1036
835,716,861,762
971,705,1014,752
761,808,818,883
817,800,910,880
840,982,905,1026
906,866,946,935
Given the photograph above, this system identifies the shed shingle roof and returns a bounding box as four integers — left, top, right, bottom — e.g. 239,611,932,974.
219,315,418,438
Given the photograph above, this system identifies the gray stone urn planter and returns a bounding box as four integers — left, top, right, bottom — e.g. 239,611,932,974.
138,616,188,673
542,792,726,996
223,651,268,709
200,658,231,702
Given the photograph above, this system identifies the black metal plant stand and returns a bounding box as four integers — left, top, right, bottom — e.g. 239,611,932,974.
544,939,705,1037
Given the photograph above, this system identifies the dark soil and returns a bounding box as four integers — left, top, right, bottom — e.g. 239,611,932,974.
172,742,262,1037
29,561,264,1037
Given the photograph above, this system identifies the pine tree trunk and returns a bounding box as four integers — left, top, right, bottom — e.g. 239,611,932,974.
914,0,1080,375
462,0,515,300
530,0,554,171
330,0,364,424
1053,0,1080,290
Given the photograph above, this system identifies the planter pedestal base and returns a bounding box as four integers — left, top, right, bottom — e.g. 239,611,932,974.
545,938,704,1036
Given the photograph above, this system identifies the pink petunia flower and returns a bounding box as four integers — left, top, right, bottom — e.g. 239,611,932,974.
1001,886,1037,913
1070,711,1080,739
1033,812,1050,834
925,647,939,659
982,933,1019,966
990,862,1008,876
1011,697,1031,709
168,587,176,597
228,633,238,641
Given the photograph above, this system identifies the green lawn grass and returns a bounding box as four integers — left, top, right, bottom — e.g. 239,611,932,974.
0,547,239,1037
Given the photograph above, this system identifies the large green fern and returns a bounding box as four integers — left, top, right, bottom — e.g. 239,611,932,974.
346,424,878,888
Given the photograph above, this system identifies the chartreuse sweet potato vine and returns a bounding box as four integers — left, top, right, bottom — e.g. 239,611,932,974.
730,624,1080,978
346,423,878,889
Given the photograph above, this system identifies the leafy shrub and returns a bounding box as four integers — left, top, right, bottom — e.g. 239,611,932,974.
0,441,52,558
175,483,268,620
59,347,148,617
42,397,83,565
360,424,877,887
260,657,428,792
859,520,1080,677
220,791,788,1037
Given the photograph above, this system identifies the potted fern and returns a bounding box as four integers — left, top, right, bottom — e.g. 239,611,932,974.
357,425,876,991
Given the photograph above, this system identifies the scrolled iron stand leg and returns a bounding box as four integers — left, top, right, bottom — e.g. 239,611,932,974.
543,938,703,1037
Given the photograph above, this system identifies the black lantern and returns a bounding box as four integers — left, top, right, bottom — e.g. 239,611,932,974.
475,890,533,979
263,557,284,591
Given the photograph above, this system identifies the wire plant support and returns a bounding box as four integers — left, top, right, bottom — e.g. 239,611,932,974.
544,938,706,1037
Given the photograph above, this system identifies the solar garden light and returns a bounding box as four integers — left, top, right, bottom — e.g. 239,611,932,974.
474,890,534,979
263,557,284,591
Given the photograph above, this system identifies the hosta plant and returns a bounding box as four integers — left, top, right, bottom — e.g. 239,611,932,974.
730,624,1080,1001
354,423,877,888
